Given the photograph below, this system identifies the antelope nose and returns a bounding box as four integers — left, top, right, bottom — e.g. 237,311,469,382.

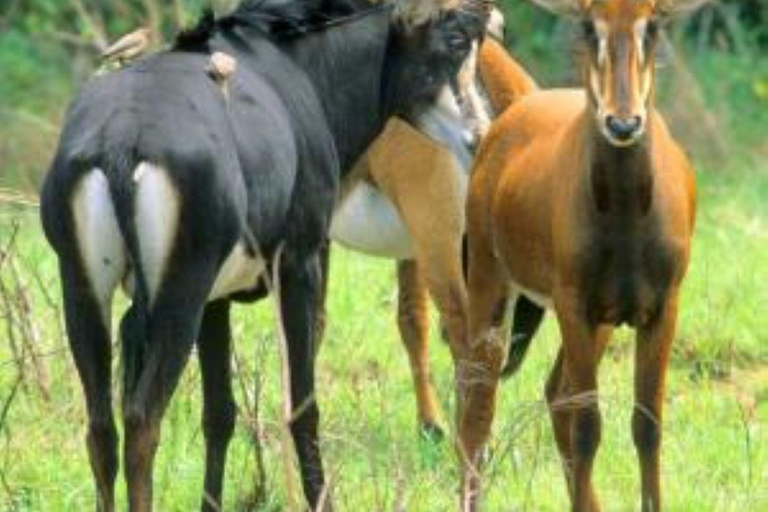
606,115,642,141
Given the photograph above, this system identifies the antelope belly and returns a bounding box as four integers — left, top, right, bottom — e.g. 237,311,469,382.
329,181,414,259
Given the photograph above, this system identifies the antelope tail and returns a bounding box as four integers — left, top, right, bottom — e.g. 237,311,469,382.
479,38,538,113
100,151,151,395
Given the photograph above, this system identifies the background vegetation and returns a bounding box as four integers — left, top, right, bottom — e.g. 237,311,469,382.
1,0,767,510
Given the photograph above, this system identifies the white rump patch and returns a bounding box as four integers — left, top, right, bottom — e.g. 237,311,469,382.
330,181,414,259
72,169,127,326
209,243,266,301
133,162,180,306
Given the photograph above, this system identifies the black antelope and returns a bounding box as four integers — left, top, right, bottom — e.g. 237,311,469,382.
40,0,489,509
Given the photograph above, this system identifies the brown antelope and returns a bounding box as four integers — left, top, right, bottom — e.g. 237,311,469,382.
330,34,539,438
459,0,704,510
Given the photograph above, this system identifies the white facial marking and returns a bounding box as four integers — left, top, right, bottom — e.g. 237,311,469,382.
634,19,648,65
640,65,652,101
595,19,610,68
456,41,492,139
458,40,478,92
432,84,480,148
133,162,179,306
72,169,127,327
436,84,463,122
590,64,605,113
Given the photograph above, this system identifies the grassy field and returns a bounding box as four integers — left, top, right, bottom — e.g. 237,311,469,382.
1,4,768,508
1,152,767,510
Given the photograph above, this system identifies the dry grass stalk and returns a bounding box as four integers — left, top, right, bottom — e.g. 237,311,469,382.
67,0,108,49
0,188,40,208
662,34,729,163
0,223,30,396
0,371,23,503
232,348,268,508
267,243,302,512
6,256,51,402
0,223,51,402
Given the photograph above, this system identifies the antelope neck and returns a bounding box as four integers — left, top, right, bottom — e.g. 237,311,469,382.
584,112,654,217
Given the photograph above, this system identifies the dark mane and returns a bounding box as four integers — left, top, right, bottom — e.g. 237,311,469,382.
174,9,217,50
174,0,379,50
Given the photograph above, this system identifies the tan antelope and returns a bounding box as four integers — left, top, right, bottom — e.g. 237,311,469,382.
330,33,539,438
459,0,704,510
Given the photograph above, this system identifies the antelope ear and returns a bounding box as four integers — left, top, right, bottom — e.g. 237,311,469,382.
486,7,506,40
527,0,590,17
656,0,711,17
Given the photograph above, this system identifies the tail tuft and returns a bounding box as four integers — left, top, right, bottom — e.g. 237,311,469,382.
500,297,545,379
102,152,153,394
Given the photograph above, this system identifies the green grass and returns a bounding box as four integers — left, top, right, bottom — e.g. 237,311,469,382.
1,155,768,510
2,11,768,509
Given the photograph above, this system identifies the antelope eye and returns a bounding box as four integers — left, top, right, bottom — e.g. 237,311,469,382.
643,20,659,52
645,20,658,40
447,32,470,52
582,20,597,42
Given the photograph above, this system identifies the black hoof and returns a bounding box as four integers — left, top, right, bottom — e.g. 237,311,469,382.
419,422,445,443
500,351,524,379
439,321,450,344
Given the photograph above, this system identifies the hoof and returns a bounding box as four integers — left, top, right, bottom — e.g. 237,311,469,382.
499,352,523,379
439,320,450,344
418,422,445,443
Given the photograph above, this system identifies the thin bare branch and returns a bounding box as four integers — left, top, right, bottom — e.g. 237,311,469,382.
0,107,58,134
0,221,20,271
38,30,101,52
173,0,187,29
22,258,65,348
141,0,163,43
0,190,40,209
268,243,301,512
0,371,24,502
8,257,51,401
0,0,22,30
233,349,268,508
0,372,23,436
662,33,729,162
0,276,28,396
68,0,108,48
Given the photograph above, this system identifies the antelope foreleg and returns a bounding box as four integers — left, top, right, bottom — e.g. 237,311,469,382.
633,295,679,512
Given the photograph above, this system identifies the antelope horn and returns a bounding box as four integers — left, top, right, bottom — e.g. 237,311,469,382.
655,0,711,16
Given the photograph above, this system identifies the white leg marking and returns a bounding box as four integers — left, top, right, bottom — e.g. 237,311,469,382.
134,162,180,306
72,169,127,327
209,242,266,301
